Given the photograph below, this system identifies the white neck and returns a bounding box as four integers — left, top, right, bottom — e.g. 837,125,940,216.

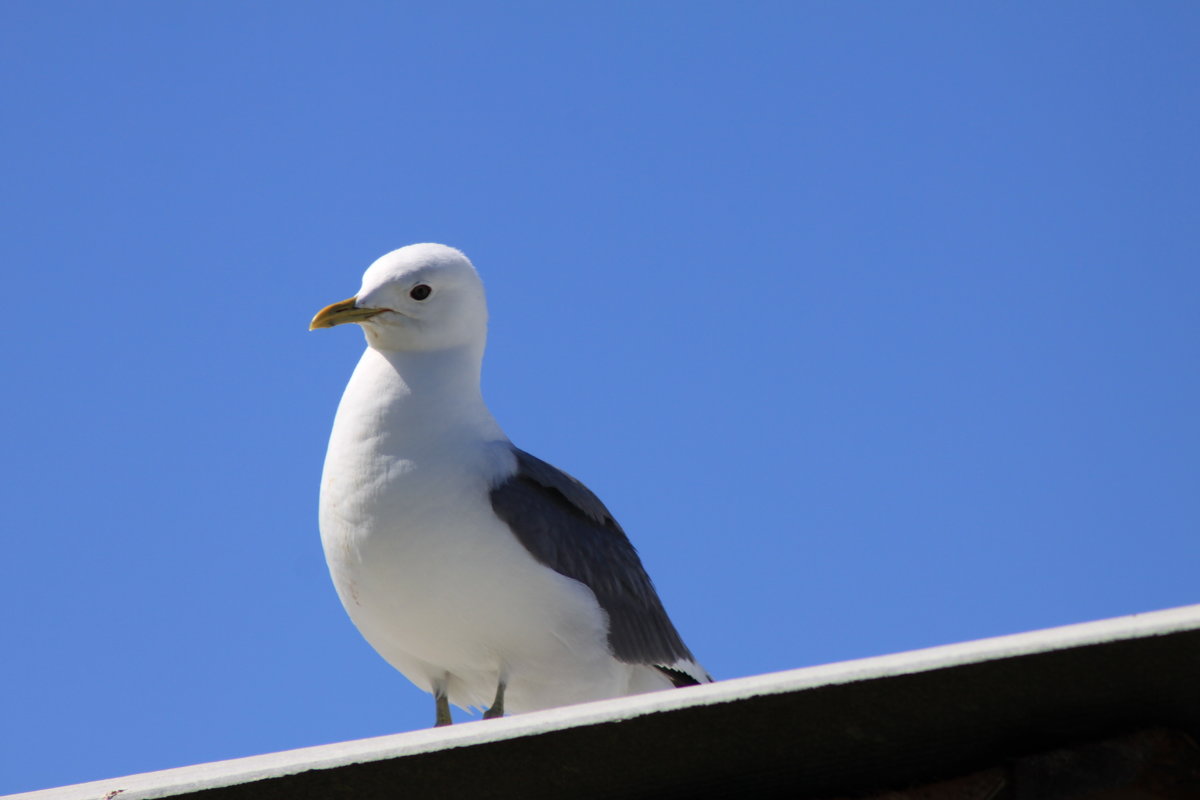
332,341,505,453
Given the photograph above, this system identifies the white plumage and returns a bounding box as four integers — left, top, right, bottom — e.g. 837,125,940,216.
312,243,708,724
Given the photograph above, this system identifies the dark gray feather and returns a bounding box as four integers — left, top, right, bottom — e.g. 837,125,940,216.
489,447,695,667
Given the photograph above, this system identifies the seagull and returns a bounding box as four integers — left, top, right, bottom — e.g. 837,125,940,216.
310,243,710,726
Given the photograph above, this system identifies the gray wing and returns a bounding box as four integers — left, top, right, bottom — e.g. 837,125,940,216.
489,446,696,667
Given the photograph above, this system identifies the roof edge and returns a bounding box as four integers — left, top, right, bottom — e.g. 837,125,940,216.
10,602,1200,800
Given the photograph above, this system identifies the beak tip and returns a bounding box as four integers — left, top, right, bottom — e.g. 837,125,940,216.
309,296,362,331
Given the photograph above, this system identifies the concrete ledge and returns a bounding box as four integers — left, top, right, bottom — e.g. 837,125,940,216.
9,604,1200,800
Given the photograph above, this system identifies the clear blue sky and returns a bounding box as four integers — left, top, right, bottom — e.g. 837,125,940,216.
3,2,1198,793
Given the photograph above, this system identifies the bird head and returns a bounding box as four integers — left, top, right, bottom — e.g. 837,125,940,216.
310,243,488,352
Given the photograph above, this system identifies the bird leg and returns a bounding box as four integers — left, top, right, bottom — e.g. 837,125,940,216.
483,680,506,720
434,685,453,727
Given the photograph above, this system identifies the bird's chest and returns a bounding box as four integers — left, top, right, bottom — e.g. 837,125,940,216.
315,351,529,648
322,446,486,564
318,425,521,610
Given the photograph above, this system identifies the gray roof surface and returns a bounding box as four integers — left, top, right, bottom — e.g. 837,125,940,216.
9,603,1200,800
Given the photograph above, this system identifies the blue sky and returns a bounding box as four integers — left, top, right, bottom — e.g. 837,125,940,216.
3,2,1198,793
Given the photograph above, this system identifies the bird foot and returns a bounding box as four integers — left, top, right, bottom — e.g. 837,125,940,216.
434,690,453,727
482,681,506,719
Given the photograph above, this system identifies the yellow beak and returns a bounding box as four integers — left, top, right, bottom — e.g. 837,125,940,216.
309,297,385,330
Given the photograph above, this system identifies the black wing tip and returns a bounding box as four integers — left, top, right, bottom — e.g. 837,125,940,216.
654,664,705,688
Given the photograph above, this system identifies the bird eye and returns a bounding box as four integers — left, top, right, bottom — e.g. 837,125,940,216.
409,284,432,301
